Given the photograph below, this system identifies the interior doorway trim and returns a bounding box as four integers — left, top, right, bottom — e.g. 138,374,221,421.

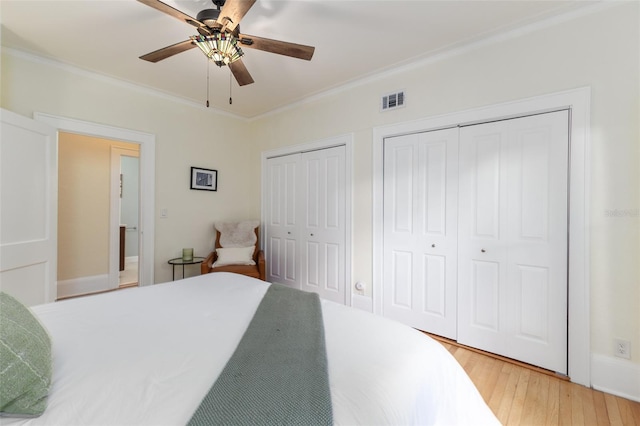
110,146,140,289
34,112,155,288
372,87,591,387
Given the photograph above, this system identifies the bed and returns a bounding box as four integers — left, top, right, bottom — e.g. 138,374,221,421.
2,272,499,425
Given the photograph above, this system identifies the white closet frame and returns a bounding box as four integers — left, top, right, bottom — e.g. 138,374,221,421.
372,87,591,387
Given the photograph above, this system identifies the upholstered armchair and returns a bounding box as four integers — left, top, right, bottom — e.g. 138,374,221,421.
201,222,266,281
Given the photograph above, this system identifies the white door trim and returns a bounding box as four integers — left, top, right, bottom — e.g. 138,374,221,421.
372,87,591,386
261,134,354,305
34,113,156,288
109,147,140,289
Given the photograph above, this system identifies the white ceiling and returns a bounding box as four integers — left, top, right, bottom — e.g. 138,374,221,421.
1,0,597,118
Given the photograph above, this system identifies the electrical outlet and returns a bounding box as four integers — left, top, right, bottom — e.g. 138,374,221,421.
614,339,630,359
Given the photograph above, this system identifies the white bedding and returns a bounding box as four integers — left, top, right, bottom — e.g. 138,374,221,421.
4,273,499,425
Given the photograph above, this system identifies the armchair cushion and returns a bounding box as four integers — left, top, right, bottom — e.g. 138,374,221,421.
212,246,256,267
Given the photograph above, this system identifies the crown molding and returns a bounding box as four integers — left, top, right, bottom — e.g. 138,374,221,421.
3,1,620,122
2,46,245,121
249,0,619,122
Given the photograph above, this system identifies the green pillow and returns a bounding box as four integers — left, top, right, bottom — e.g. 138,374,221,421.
0,292,52,417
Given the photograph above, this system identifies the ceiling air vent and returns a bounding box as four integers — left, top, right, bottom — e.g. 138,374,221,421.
381,90,405,111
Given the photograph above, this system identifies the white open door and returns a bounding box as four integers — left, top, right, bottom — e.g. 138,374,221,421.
0,109,57,306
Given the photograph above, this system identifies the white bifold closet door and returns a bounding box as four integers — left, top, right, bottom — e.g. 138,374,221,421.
266,153,300,288
381,110,569,373
457,111,569,374
299,147,346,303
383,128,459,339
266,146,346,304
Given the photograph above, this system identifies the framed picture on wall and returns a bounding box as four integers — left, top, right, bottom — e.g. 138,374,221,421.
190,167,217,191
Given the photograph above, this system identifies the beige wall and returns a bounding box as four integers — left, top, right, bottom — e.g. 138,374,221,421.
1,2,638,371
57,132,138,280
248,2,639,364
1,53,258,284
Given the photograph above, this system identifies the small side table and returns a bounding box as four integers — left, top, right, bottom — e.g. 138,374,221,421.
168,257,206,281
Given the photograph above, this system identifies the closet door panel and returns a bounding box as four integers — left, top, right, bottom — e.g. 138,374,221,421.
300,146,346,304
458,111,568,374
266,154,301,287
384,136,420,320
391,250,413,309
471,132,503,239
423,142,447,235
305,240,320,286
325,243,340,292
423,254,446,316
505,111,568,373
392,144,415,234
470,260,501,332
458,123,508,352
383,128,458,339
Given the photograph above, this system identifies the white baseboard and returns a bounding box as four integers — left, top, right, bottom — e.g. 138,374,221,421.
591,354,640,402
351,293,373,312
57,274,110,299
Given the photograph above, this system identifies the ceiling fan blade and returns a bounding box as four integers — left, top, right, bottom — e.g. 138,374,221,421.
137,0,205,30
217,0,256,32
229,59,255,86
238,34,315,61
140,40,196,63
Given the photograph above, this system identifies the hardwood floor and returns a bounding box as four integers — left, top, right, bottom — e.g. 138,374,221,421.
435,339,640,425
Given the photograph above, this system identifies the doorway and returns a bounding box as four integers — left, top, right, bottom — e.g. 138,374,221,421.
34,112,155,295
57,134,141,297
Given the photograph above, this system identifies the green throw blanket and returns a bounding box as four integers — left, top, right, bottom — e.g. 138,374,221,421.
188,284,333,426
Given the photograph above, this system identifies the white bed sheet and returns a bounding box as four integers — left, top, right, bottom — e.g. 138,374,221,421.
4,273,499,425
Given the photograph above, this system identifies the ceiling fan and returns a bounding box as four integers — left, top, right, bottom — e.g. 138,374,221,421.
137,0,315,86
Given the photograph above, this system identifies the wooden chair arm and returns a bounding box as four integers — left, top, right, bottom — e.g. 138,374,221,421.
201,251,216,274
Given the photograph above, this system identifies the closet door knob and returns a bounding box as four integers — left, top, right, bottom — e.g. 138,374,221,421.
310,233,314,237
481,249,486,253
287,231,291,235
431,244,436,248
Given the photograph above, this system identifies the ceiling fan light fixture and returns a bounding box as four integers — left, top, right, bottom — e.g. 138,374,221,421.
191,31,244,67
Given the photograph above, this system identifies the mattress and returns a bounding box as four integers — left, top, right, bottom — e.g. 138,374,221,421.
4,273,499,425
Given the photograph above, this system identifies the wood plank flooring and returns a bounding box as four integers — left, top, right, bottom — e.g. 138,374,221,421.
435,339,640,425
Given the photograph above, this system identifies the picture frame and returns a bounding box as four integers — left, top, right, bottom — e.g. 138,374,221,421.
190,167,217,191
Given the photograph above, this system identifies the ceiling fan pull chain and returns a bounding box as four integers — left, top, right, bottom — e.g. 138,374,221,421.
206,60,211,108
229,69,233,105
